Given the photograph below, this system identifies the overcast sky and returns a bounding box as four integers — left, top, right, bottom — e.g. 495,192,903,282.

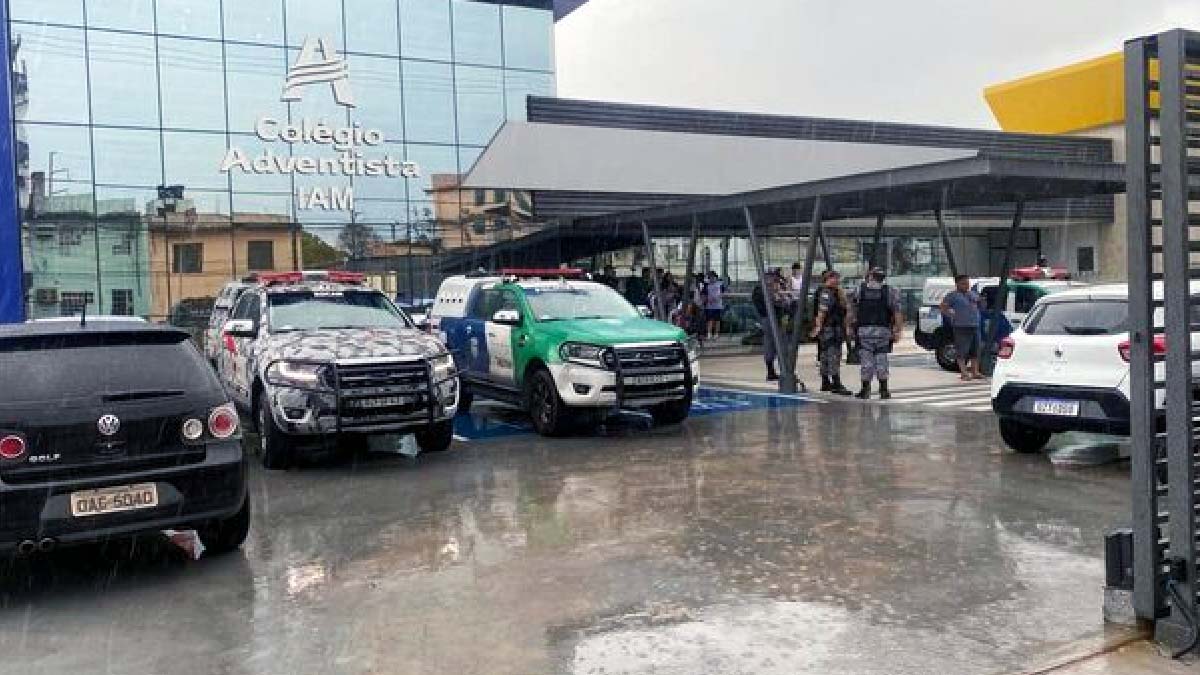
554,0,1200,129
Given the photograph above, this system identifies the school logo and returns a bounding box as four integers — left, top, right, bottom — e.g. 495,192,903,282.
282,36,355,108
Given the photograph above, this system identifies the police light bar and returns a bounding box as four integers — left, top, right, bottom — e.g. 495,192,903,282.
325,271,365,283
499,268,586,279
1009,266,1071,281
257,272,305,285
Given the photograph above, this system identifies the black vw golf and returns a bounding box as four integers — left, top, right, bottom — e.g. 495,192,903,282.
0,319,248,556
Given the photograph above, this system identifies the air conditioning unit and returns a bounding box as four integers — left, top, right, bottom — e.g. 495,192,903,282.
34,287,58,304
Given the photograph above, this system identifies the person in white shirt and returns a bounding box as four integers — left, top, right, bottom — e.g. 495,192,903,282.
790,263,804,292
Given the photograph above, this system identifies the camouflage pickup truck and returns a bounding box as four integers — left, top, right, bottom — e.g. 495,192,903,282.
215,271,460,468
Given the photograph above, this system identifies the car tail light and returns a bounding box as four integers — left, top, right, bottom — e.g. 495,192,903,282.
0,435,26,459
208,405,239,439
1118,335,1167,363
997,337,1016,359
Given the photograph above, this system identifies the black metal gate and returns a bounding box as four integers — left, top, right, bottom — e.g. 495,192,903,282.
1125,29,1200,652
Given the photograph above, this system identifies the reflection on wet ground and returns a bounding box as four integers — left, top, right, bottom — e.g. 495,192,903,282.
0,401,1132,675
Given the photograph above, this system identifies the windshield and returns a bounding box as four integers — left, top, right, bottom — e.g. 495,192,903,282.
524,285,640,321
268,291,410,331
1024,300,1127,336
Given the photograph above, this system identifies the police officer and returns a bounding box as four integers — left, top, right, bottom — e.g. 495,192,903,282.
809,269,852,395
849,267,903,399
752,267,788,381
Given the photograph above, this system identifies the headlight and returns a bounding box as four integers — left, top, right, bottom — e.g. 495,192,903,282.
560,342,612,368
265,361,330,388
430,352,455,380
686,337,700,362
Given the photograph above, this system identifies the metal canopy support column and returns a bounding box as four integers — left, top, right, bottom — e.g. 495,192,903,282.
744,206,793,393
868,213,886,270
1123,32,1162,624
934,187,959,278
682,215,700,304
818,224,833,270
785,197,823,394
642,221,666,321
981,200,1024,376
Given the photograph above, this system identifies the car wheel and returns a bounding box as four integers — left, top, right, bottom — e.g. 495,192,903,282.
935,341,958,372
652,394,692,425
456,387,473,415
198,495,250,555
527,368,569,436
257,391,294,470
999,418,1052,454
416,420,454,453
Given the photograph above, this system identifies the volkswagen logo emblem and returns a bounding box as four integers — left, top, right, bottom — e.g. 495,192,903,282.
1053,347,1064,358
97,414,121,437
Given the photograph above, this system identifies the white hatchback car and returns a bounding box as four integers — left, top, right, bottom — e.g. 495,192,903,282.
991,284,1136,453
990,282,1200,453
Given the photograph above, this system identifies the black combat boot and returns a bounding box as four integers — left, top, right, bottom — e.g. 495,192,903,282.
830,375,853,396
766,365,779,381
820,376,832,392
855,381,871,399
878,380,891,399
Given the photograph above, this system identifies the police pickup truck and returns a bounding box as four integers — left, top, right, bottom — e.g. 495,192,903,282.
429,269,699,436
216,271,459,468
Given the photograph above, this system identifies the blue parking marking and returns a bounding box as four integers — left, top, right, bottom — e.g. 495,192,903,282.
451,386,814,441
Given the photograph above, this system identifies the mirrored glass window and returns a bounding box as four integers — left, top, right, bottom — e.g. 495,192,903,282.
95,186,158,216
12,25,90,124
179,188,232,216
353,200,407,226
163,131,229,190
502,6,553,71
17,123,92,182
159,37,226,130
406,199,440,241
233,192,293,218
286,46,349,125
455,65,504,145
402,60,454,144
295,208,351,227
451,0,501,67
458,145,483,175
354,141,408,200
155,0,221,39
292,143,350,197
86,0,154,32
503,69,554,119
225,43,288,132
284,0,342,48
92,128,163,186
345,0,398,55
399,0,450,62
349,55,402,139
10,0,84,25
223,0,283,45
403,142,457,195
88,30,159,127
225,134,293,194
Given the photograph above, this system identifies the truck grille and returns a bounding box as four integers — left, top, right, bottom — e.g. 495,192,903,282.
614,344,690,404
335,361,433,430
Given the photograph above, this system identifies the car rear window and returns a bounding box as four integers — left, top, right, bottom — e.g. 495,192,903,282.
0,331,217,403
1024,300,1128,336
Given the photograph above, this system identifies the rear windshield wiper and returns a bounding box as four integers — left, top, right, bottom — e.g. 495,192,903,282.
101,389,185,402
1062,326,1111,335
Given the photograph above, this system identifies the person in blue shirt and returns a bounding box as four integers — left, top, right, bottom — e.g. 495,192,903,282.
939,274,986,380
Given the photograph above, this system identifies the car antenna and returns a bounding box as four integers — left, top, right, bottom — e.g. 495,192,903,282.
80,304,87,328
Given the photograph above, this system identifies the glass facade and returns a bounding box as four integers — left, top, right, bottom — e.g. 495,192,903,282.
7,0,556,320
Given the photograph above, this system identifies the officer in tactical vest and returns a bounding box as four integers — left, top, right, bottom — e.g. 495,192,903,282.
809,269,852,395
849,267,904,399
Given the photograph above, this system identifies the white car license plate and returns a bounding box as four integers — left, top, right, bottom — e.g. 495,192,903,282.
70,483,159,518
1032,399,1080,416
626,374,682,386
349,396,413,409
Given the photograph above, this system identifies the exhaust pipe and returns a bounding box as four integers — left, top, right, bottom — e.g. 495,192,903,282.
16,540,35,556
37,538,55,553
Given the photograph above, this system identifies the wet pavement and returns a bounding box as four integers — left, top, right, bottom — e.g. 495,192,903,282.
0,399,1137,675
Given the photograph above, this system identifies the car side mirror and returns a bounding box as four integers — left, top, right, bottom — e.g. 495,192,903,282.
492,309,522,326
223,318,257,338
